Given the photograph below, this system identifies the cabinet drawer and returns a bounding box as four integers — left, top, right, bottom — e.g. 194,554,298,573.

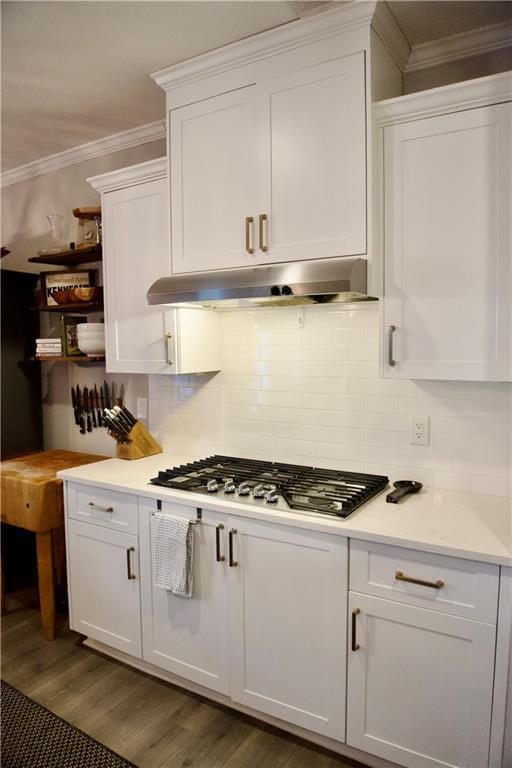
67,483,138,535
350,540,499,623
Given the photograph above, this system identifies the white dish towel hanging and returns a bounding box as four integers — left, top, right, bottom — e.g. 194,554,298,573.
154,512,194,598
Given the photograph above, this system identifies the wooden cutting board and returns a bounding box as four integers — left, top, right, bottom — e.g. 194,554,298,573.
1,450,105,532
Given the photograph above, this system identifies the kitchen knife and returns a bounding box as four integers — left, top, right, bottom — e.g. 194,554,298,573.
111,382,117,410
94,384,102,426
71,386,80,426
83,386,92,433
76,385,86,435
121,405,137,428
112,405,133,432
118,383,124,408
90,389,97,429
104,380,111,410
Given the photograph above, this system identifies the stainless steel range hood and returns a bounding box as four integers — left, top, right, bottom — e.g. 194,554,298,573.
147,257,373,308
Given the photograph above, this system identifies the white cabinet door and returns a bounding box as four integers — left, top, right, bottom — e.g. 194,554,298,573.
170,87,258,273
139,503,230,695
347,592,496,768
228,517,347,740
257,53,366,264
67,519,141,657
102,176,171,374
383,102,512,381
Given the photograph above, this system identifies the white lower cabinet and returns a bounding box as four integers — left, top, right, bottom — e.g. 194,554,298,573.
140,505,347,740
139,503,230,694
228,517,347,739
67,518,142,657
346,593,496,768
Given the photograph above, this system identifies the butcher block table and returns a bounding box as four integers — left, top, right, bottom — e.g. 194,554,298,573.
1,450,105,639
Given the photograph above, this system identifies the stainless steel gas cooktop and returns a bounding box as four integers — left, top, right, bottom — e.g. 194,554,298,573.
150,455,389,519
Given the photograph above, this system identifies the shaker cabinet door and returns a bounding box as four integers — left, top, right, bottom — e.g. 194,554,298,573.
383,102,512,381
139,504,230,695
347,592,496,768
228,517,347,740
67,519,142,657
170,86,258,273
257,52,366,264
102,177,171,374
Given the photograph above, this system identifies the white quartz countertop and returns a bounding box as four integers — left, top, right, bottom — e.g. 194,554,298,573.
58,453,512,567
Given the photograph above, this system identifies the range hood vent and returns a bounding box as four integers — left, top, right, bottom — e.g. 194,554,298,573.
147,257,373,308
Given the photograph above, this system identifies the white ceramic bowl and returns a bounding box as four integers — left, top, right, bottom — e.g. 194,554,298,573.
77,337,106,356
77,324,104,336
78,323,104,332
77,331,104,340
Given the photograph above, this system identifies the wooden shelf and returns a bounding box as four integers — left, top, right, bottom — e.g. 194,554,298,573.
31,302,103,314
28,245,102,267
30,355,105,363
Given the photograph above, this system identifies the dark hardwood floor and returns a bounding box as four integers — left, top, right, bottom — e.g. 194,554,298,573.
1,594,367,768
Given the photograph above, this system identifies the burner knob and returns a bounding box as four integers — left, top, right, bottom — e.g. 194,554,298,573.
206,479,219,493
238,482,250,496
253,484,265,499
224,480,236,494
265,491,279,504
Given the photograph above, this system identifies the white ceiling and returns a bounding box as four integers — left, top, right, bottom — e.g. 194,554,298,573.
2,1,511,173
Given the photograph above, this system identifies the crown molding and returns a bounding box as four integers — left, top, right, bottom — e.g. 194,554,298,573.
87,157,166,194
405,21,512,73
151,2,378,92
374,70,512,127
287,1,338,19
372,1,410,72
1,120,166,189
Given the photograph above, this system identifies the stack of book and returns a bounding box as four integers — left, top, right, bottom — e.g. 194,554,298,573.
36,338,62,357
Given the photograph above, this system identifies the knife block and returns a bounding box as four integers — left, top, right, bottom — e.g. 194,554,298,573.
116,421,162,460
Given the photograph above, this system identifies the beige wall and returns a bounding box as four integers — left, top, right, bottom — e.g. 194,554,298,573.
1,139,165,455
1,139,165,272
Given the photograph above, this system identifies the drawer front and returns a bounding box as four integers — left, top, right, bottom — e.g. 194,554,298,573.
67,483,138,535
350,540,499,623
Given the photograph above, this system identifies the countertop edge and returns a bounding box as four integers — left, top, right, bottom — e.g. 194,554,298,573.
57,463,512,568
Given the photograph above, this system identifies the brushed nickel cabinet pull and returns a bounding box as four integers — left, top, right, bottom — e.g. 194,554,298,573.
388,325,396,366
395,570,444,589
245,216,254,255
88,502,113,513
258,214,268,252
228,528,238,567
351,608,360,651
166,333,173,365
126,547,136,580
216,523,225,562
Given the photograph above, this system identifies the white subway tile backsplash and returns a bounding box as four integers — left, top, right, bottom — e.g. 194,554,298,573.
149,303,511,498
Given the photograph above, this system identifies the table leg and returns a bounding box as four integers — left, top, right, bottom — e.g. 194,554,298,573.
36,531,55,640
1,556,6,616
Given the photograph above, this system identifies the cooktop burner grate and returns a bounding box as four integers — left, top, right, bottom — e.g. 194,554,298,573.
150,455,389,519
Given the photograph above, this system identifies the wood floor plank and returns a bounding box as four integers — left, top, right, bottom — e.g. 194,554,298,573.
1,601,369,768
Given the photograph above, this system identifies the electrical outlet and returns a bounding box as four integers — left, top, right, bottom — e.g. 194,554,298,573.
410,416,430,446
136,397,148,420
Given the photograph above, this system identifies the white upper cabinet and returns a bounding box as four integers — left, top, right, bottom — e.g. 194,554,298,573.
154,3,406,276
257,53,366,264
377,73,512,381
170,87,258,273
88,160,221,374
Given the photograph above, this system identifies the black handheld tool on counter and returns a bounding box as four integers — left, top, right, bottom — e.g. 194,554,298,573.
386,480,423,503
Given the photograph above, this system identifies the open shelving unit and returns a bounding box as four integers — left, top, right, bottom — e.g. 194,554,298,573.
29,245,104,364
